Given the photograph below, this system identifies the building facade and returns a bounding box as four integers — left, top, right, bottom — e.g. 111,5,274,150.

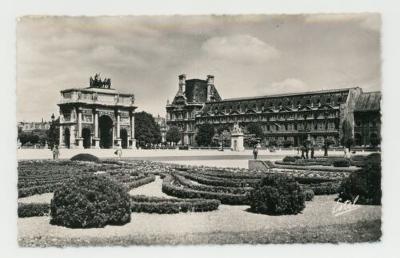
166,74,381,147
58,75,137,149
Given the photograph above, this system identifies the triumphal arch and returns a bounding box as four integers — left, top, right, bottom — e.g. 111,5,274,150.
58,74,137,149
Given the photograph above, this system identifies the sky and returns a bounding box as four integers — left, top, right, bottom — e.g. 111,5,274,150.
16,14,381,121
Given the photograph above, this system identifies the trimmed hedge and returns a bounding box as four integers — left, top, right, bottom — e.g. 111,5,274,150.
249,174,305,215
273,163,356,173
130,195,220,213
174,173,252,194
18,183,63,198
332,159,351,167
124,175,156,190
282,156,301,163
162,175,249,205
70,153,100,162
50,175,131,228
179,171,260,188
302,181,341,195
18,203,50,217
338,153,381,205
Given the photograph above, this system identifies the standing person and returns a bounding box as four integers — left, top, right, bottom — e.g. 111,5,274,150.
310,145,315,159
52,145,59,160
117,144,123,159
253,145,259,160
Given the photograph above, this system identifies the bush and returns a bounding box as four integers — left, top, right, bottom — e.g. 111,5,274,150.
18,203,50,217
130,195,220,213
338,153,381,205
249,174,305,215
50,175,131,228
304,189,315,201
70,153,100,163
282,156,300,163
332,159,351,167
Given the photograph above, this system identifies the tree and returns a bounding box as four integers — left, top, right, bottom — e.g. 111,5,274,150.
246,122,264,139
370,134,381,147
323,138,335,157
196,124,215,146
166,126,181,145
18,132,39,146
134,111,162,148
341,119,354,151
46,116,59,149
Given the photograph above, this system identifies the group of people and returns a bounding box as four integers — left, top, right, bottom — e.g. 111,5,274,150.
297,145,315,159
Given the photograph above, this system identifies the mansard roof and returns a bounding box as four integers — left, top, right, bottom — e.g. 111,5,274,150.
213,87,356,103
355,91,381,111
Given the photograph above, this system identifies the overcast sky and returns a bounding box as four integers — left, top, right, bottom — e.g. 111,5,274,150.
17,14,381,121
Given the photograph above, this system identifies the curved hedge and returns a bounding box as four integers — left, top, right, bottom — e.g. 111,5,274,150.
125,175,156,190
18,203,50,217
162,175,249,205
70,153,100,163
174,173,252,194
130,195,220,213
50,175,131,228
179,171,260,188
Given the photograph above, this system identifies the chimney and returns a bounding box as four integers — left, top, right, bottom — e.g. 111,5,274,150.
206,75,214,101
178,74,186,94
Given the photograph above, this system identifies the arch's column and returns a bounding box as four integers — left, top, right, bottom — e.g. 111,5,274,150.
93,110,100,148
116,110,122,147
130,113,136,149
59,124,64,147
76,108,83,149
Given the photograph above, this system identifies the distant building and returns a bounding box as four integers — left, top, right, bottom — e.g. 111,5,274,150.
166,74,381,147
18,120,51,132
58,74,137,149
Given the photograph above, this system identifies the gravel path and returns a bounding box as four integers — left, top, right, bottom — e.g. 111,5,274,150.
129,176,172,198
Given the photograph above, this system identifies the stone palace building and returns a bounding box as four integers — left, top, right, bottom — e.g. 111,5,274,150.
166,74,381,147
58,74,137,149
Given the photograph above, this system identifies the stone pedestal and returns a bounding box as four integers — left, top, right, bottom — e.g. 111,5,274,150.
76,138,84,149
115,138,122,148
231,133,244,151
93,137,100,149
130,139,137,149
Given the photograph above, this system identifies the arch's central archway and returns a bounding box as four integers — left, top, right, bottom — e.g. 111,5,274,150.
82,128,91,149
64,128,70,149
99,115,113,148
120,129,128,149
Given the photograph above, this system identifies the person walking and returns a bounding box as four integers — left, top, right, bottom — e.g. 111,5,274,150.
253,145,259,160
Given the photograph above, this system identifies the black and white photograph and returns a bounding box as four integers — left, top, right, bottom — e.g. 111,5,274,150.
2,0,400,257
